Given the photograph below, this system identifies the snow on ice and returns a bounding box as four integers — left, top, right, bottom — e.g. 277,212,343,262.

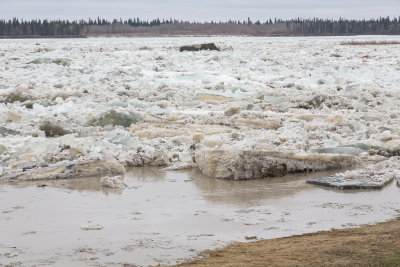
0,36,400,187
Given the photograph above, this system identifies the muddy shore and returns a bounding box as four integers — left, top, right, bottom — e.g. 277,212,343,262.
180,218,400,266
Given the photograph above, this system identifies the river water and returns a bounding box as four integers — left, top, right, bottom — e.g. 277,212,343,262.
0,168,399,266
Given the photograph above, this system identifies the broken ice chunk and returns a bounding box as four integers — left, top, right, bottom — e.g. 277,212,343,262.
0,127,21,137
103,129,134,146
6,111,22,122
0,144,6,155
307,159,400,189
2,91,33,103
306,174,393,190
196,150,356,180
3,159,125,181
88,110,143,128
234,118,281,130
224,107,242,116
29,57,71,66
100,175,126,189
128,99,148,109
310,147,364,156
39,121,71,137
109,99,128,108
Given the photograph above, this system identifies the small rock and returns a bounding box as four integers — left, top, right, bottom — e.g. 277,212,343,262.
24,102,34,109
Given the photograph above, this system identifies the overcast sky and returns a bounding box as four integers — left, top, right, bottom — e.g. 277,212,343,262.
0,0,399,21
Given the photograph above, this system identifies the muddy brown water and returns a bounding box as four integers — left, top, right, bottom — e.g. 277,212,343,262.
0,168,399,266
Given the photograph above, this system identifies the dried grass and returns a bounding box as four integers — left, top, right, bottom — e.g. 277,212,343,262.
179,218,400,267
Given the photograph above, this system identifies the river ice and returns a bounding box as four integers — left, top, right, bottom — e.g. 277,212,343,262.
1,36,400,180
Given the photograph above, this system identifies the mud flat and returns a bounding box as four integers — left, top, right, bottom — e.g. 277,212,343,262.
1,168,399,266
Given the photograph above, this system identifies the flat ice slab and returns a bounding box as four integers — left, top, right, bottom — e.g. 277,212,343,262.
307,158,400,190
307,174,393,189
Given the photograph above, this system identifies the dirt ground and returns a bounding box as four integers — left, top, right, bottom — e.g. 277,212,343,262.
179,218,400,266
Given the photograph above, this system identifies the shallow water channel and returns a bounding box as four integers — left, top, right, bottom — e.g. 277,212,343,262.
1,168,399,266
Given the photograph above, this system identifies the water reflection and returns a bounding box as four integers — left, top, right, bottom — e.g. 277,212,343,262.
4,176,124,195
126,167,167,182
188,168,357,205
0,166,399,267
1,166,380,202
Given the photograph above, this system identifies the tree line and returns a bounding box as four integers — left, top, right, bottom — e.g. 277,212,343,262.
1,17,400,37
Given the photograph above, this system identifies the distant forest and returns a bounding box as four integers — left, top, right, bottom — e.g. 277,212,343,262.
1,17,400,37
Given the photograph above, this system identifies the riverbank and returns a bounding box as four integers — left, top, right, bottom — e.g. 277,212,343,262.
180,218,400,266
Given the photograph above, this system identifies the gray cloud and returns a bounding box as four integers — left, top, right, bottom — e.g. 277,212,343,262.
0,0,399,21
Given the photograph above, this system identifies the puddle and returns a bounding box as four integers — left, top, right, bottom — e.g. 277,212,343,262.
0,168,399,266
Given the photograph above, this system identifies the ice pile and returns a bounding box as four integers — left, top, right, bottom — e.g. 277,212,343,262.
0,36,400,183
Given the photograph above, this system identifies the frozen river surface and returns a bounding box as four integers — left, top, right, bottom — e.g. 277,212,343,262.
1,36,400,179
